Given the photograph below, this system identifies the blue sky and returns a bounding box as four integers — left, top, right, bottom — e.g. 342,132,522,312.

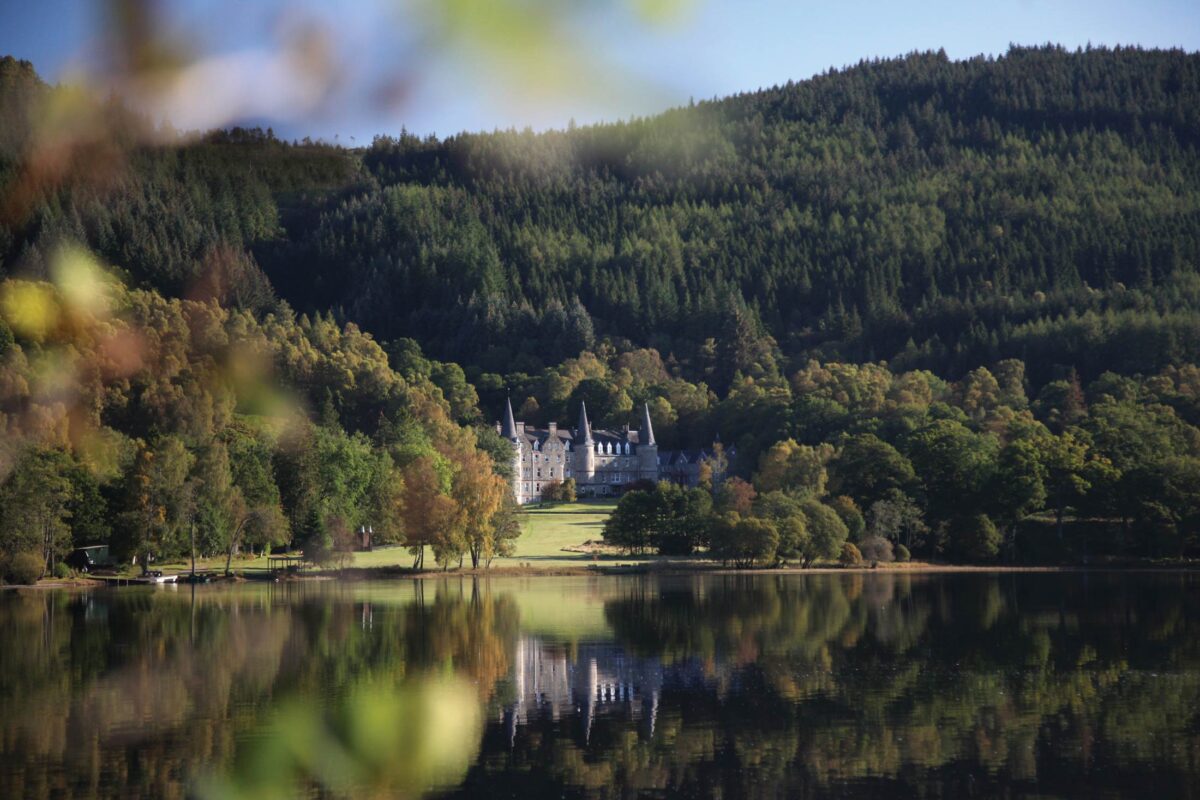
2,0,1198,142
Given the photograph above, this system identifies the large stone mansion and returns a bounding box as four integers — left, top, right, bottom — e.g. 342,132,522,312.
497,399,729,504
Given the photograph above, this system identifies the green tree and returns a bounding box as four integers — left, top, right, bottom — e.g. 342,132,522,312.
62,460,112,549
224,425,289,574
951,514,1002,562
0,447,76,577
486,497,524,566
866,491,928,550
991,437,1049,558
905,420,998,524
797,500,849,566
753,439,832,497
117,436,194,571
1041,430,1095,540
657,484,713,555
753,491,809,564
709,514,778,568
603,489,660,555
827,495,866,542
829,434,916,509
192,440,238,561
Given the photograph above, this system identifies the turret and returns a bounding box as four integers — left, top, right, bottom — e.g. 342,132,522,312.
638,402,659,481
576,401,595,482
501,397,523,501
501,396,519,441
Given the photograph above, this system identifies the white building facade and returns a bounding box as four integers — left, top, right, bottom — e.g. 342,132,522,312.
497,399,728,504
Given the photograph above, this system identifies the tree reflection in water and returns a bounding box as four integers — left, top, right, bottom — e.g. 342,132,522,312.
1,573,1199,798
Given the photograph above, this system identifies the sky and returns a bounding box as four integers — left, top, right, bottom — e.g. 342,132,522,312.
1,0,1198,143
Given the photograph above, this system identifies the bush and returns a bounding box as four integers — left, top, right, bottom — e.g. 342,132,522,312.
7,552,44,585
953,514,1002,562
894,543,911,563
838,542,863,567
540,479,561,503
709,514,779,567
798,499,849,565
858,536,894,563
52,562,71,579
829,495,866,541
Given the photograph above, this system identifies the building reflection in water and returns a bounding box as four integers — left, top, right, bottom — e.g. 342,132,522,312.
501,635,696,746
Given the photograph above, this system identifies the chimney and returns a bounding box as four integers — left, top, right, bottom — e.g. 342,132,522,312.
548,421,558,436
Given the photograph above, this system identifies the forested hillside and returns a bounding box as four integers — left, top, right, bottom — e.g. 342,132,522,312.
5,47,1200,388
287,45,1200,387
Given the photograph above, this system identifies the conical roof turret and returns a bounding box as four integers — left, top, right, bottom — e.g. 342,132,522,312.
641,402,656,447
577,401,593,444
501,396,519,440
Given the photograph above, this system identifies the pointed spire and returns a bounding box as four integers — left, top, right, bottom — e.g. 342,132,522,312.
501,396,518,440
641,402,656,447
577,401,593,444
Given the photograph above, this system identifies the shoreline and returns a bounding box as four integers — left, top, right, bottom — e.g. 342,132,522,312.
8,559,1200,590
332,560,1200,579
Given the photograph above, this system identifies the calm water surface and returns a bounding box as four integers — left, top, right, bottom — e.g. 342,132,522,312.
2,572,1199,799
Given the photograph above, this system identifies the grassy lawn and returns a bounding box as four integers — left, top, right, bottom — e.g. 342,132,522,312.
500,499,621,567
145,499,625,575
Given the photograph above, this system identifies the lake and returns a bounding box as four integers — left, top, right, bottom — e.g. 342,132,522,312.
2,572,1198,798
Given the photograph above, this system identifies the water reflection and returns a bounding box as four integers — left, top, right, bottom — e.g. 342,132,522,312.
1,573,1199,798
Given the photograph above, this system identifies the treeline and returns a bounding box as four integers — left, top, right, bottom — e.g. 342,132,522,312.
601,356,1200,563
0,254,519,583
